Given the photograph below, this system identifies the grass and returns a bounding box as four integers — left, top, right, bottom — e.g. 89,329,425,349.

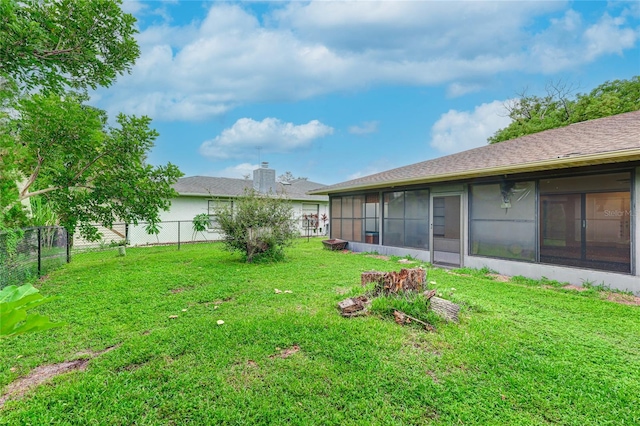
1,239,639,425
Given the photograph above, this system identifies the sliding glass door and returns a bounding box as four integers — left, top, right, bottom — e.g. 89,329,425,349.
540,173,631,273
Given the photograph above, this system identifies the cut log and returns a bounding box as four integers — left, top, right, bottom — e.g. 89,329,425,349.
361,268,426,295
429,297,460,323
338,296,370,317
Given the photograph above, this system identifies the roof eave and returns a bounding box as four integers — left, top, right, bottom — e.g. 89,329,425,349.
309,149,640,195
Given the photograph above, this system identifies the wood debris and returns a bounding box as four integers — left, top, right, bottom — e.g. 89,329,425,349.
430,297,460,323
337,296,371,317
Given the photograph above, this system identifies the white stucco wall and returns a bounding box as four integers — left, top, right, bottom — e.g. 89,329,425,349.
127,196,329,246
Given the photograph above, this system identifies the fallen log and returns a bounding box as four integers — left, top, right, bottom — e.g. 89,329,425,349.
429,297,460,323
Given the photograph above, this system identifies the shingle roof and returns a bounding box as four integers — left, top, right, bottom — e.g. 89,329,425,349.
174,176,328,202
310,110,640,195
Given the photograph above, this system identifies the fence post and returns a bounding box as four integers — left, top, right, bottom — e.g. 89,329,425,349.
37,227,42,277
66,228,71,263
177,221,181,250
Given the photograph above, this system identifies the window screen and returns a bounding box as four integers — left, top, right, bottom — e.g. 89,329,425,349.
470,181,536,261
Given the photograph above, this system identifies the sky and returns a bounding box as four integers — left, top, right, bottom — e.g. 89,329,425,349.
94,0,640,185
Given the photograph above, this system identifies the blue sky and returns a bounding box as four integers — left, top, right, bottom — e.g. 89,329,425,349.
96,0,640,185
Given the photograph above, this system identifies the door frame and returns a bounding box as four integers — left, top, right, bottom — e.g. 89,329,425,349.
430,192,464,267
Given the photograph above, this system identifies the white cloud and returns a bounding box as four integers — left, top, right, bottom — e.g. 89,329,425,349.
348,121,379,135
97,2,639,120
214,163,259,179
429,101,513,154
199,117,334,159
583,14,638,61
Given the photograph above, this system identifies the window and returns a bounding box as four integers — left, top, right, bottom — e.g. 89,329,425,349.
539,172,631,273
208,200,232,230
301,203,319,232
330,195,372,242
382,189,429,249
470,181,536,262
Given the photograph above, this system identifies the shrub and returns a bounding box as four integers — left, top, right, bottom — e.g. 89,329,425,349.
213,189,298,263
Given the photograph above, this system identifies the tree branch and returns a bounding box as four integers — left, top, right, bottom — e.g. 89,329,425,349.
19,150,44,199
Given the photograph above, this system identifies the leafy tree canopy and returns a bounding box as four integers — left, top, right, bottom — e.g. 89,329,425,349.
488,76,640,144
0,92,183,240
0,0,182,240
277,171,308,182
0,0,139,93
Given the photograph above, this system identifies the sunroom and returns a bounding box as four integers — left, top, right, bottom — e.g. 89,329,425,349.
309,111,640,294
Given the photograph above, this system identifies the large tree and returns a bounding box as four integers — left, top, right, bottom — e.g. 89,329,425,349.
0,0,139,93
1,92,182,239
488,76,640,144
0,0,182,238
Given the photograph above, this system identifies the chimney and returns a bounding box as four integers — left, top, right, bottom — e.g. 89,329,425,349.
253,162,276,194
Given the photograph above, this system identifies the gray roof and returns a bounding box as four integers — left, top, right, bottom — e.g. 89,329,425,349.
174,176,328,202
310,110,640,195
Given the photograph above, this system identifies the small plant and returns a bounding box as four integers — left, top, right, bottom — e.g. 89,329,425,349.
0,283,64,338
192,213,210,240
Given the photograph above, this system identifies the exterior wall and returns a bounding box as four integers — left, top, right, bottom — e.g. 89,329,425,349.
127,196,329,246
464,256,640,295
348,242,431,262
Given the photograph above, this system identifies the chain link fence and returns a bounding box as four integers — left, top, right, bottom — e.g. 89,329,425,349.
0,226,69,289
1,219,328,287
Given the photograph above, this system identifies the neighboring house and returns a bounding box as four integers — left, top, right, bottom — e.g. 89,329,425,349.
309,111,640,294
128,163,329,245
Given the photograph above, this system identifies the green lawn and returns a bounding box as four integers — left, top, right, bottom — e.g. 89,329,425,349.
1,240,639,425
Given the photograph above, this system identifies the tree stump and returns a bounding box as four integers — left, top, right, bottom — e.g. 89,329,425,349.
430,297,460,323
361,268,426,295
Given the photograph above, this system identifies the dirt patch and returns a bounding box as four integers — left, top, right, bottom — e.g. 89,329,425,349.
425,370,440,384
1,344,121,409
269,345,300,359
170,288,185,294
562,284,589,292
561,284,640,305
0,360,88,408
367,254,390,261
605,292,640,306
487,274,511,283
74,344,120,358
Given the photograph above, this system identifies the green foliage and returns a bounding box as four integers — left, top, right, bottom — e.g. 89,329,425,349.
0,0,139,93
192,213,209,240
213,189,298,262
0,92,183,240
369,291,440,326
489,76,640,143
0,283,64,338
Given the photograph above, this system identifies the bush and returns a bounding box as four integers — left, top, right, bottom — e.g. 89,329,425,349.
213,189,298,263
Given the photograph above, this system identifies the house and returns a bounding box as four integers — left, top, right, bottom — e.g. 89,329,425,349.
309,111,640,294
128,162,329,245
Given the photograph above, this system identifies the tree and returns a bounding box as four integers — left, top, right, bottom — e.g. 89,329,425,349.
0,92,183,240
0,0,182,240
0,0,139,93
213,189,299,263
277,171,308,183
488,76,640,144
